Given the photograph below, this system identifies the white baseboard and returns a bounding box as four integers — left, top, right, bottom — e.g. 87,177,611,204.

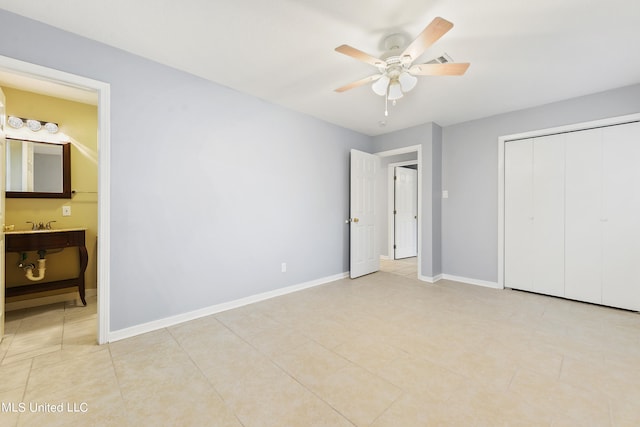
419,274,443,283
108,272,349,343
379,255,390,260
441,274,500,289
5,289,97,312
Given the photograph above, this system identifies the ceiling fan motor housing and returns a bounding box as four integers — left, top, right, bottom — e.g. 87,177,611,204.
382,33,408,54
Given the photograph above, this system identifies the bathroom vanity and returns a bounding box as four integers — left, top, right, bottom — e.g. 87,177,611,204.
5,228,88,305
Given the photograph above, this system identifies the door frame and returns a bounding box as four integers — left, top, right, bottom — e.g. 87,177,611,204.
0,55,111,344
0,87,5,339
375,145,422,279
387,160,418,260
497,113,640,291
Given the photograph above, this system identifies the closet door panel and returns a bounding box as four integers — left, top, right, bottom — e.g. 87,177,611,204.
532,135,565,297
504,140,533,291
602,122,640,311
565,128,602,304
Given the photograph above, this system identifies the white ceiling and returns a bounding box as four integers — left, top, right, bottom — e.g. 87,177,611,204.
1,0,639,135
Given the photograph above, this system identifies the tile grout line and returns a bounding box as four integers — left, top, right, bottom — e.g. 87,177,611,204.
217,310,365,426
166,319,257,427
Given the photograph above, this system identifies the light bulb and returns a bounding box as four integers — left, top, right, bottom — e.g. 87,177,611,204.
387,81,403,100
398,72,417,92
8,116,23,129
27,119,42,131
372,75,390,96
44,122,59,133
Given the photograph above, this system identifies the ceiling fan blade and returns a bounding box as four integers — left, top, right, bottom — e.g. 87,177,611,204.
335,74,382,92
401,17,454,62
335,45,386,68
409,62,470,76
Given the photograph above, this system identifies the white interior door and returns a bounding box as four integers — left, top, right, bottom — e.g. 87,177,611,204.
0,88,6,339
505,135,565,297
531,134,565,297
601,121,640,310
565,128,603,304
504,139,534,291
394,166,417,259
350,149,379,278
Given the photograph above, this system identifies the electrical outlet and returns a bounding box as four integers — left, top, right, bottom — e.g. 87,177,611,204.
281,262,287,273
62,205,71,216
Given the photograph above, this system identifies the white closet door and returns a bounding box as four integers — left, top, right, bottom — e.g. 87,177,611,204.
532,134,565,297
504,139,534,291
602,121,640,311
565,128,602,304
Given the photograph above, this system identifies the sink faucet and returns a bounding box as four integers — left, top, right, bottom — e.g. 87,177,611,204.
26,221,55,230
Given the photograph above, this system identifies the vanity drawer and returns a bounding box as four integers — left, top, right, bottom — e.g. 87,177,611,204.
6,230,85,252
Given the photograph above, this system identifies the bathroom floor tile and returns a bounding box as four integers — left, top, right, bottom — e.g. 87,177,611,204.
0,359,32,394
0,387,25,427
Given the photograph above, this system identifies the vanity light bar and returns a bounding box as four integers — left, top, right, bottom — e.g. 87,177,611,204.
7,116,59,133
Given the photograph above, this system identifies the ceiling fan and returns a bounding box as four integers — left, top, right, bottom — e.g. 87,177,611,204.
334,17,470,116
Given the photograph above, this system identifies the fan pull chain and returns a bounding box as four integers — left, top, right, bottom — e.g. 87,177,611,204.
385,86,389,117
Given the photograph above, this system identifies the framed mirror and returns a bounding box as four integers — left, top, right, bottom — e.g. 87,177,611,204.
5,139,71,198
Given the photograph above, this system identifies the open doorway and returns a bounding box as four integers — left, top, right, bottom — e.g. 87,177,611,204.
0,55,110,344
375,145,421,279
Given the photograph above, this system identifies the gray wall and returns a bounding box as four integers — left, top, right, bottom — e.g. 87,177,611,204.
442,83,640,282
0,10,370,331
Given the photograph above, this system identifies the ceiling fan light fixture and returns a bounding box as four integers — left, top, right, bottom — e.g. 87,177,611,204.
334,16,469,119
387,81,404,100
372,75,390,96
398,72,417,93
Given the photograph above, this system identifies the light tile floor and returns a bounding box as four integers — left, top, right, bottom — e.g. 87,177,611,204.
380,257,417,278
1,296,97,366
1,274,639,426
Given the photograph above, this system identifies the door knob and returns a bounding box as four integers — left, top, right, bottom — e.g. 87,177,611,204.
353,218,359,223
